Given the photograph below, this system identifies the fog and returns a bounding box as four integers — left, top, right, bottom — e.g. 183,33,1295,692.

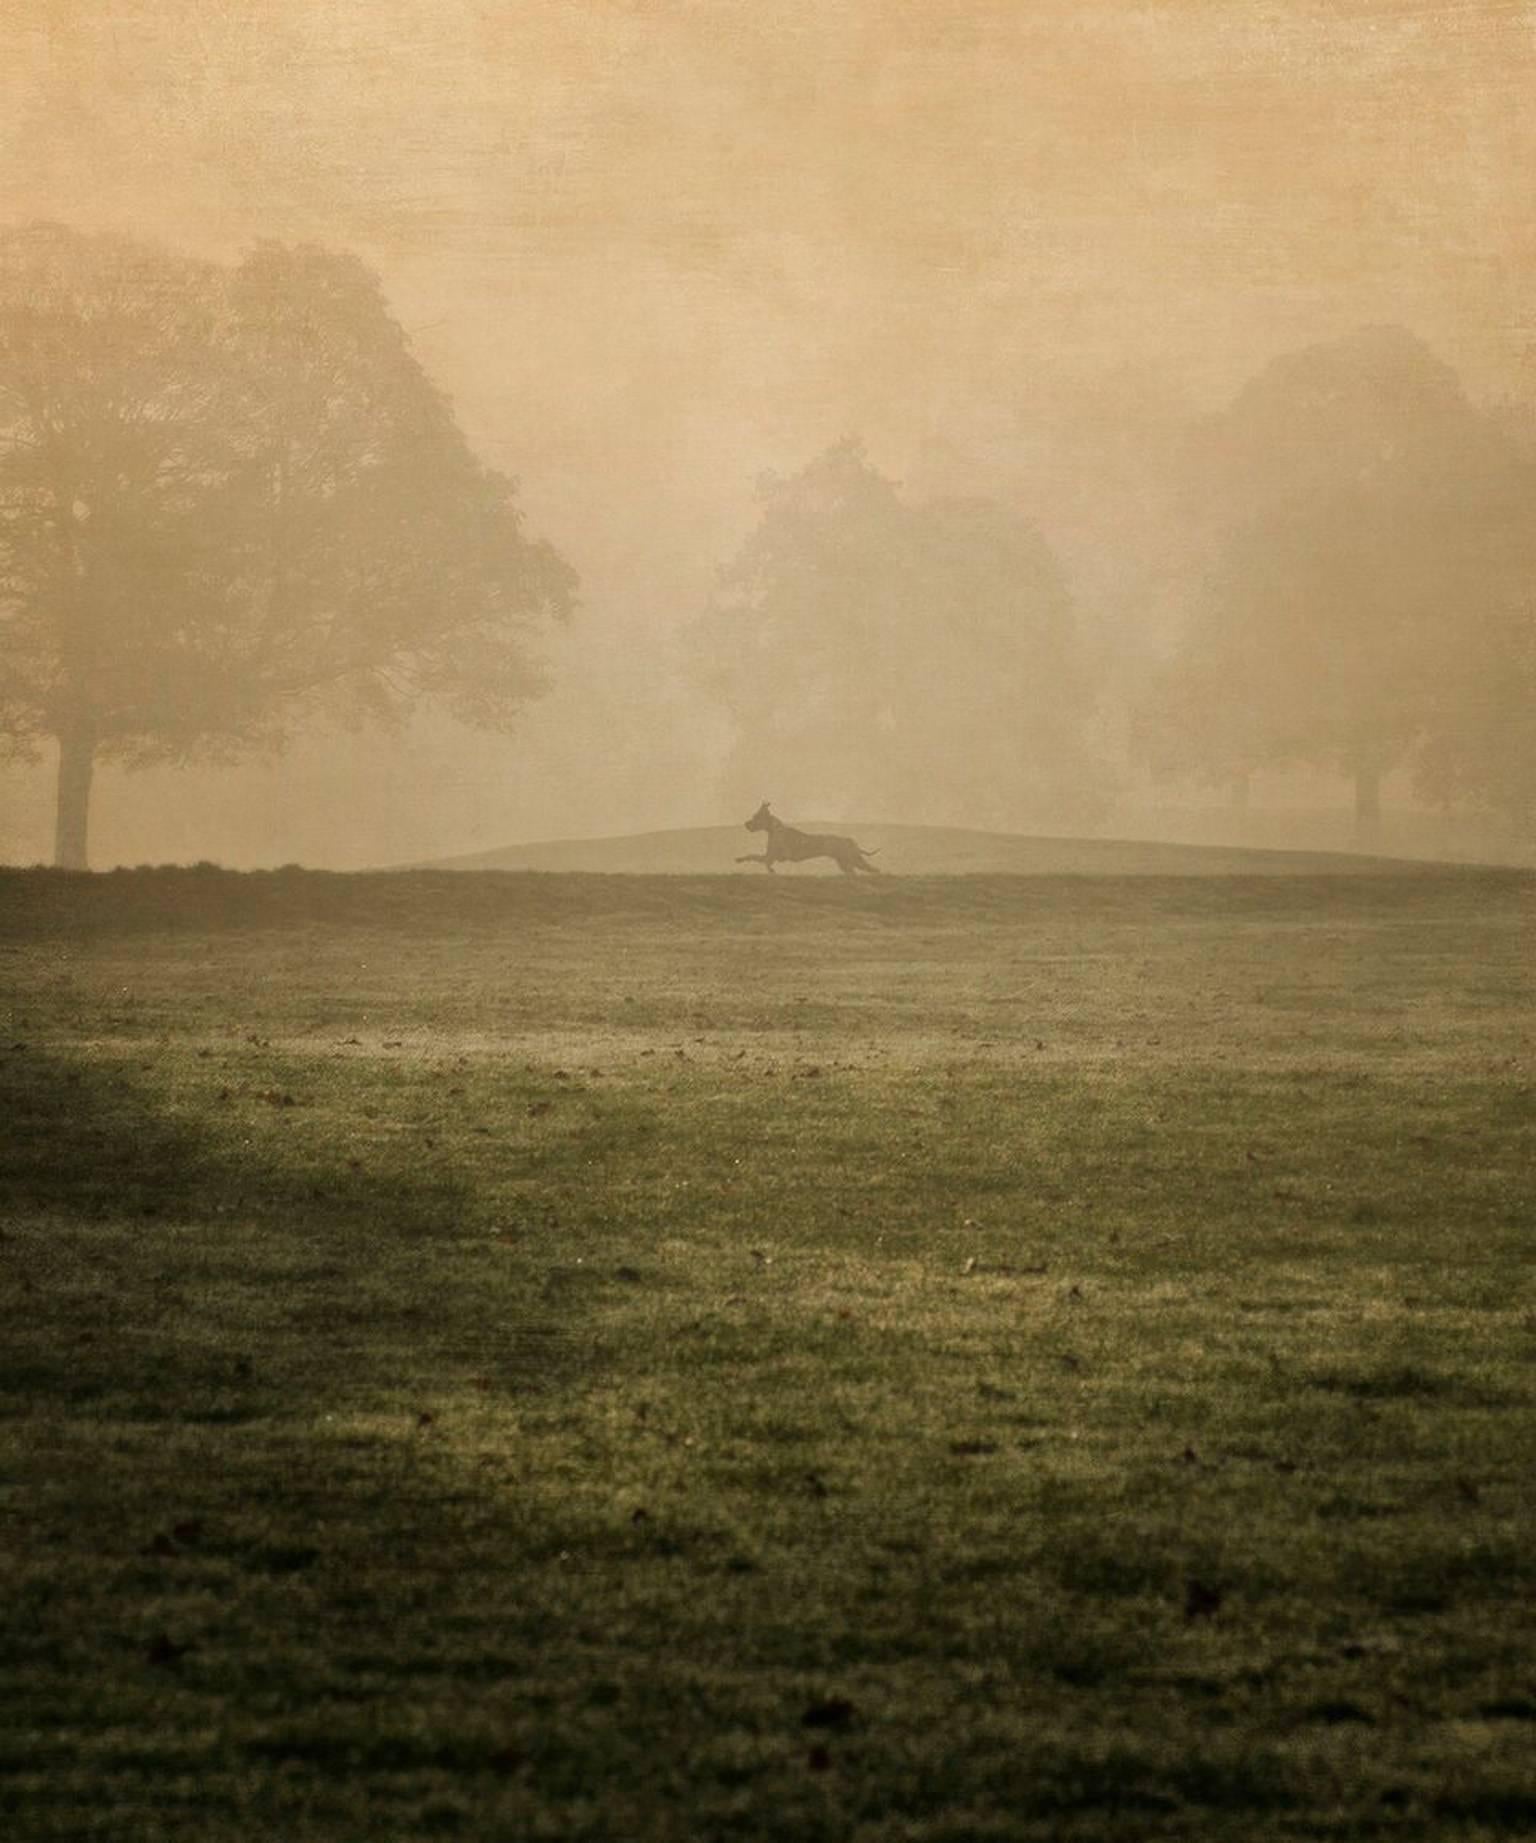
2,0,1532,868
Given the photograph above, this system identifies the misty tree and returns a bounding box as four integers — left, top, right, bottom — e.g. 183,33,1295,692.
1407,457,1536,832
0,224,575,867
1413,614,1536,833
696,440,1104,830
1139,326,1520,834
1145,483,1456,829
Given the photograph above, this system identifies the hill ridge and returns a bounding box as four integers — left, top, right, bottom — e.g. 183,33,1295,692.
408,820,1444,878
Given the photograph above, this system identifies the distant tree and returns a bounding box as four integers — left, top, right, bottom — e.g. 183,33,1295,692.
696,440,1103,830
1179,324,1489,542
1147,480,1453,829
1407,459,1536,833
0,225,574,867
1412,608,1536,832
1140,326,1515,834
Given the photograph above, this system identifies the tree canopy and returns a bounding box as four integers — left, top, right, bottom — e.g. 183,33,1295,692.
0,224,575,866
1139,326,1532,831
696,440,1104,831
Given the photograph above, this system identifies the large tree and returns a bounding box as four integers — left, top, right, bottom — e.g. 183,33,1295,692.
1139,326,1517,834
1407,455,1536,834
696,440,1103,830
1143,478,1467,827
0,225,575,867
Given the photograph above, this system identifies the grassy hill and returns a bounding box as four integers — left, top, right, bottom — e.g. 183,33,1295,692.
417,820,1434,877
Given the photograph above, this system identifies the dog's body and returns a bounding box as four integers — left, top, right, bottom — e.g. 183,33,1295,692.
737,803,882,875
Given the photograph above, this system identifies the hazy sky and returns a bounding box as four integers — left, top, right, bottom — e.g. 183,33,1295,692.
3,0,1532,863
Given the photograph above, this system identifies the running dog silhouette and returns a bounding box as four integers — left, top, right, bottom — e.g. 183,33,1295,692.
737,802,882,875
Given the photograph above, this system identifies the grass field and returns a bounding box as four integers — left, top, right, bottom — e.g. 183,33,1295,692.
2,861,1533,1841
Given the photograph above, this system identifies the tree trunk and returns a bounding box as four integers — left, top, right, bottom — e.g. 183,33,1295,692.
1352,758,1383,846
53,727,96,870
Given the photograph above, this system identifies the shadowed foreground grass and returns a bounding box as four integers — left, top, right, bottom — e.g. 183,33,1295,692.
2,866,1533,1840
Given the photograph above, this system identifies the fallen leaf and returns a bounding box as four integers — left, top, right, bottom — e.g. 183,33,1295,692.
1184,1579,1223,1622
146,1633,191,1668
802,1698,855,1730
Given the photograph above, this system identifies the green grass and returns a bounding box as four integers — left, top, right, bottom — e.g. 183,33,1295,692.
2,865,1533,1840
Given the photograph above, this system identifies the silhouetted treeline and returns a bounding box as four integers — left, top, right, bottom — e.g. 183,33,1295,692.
697,331,1533,846
3,219,1530,867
